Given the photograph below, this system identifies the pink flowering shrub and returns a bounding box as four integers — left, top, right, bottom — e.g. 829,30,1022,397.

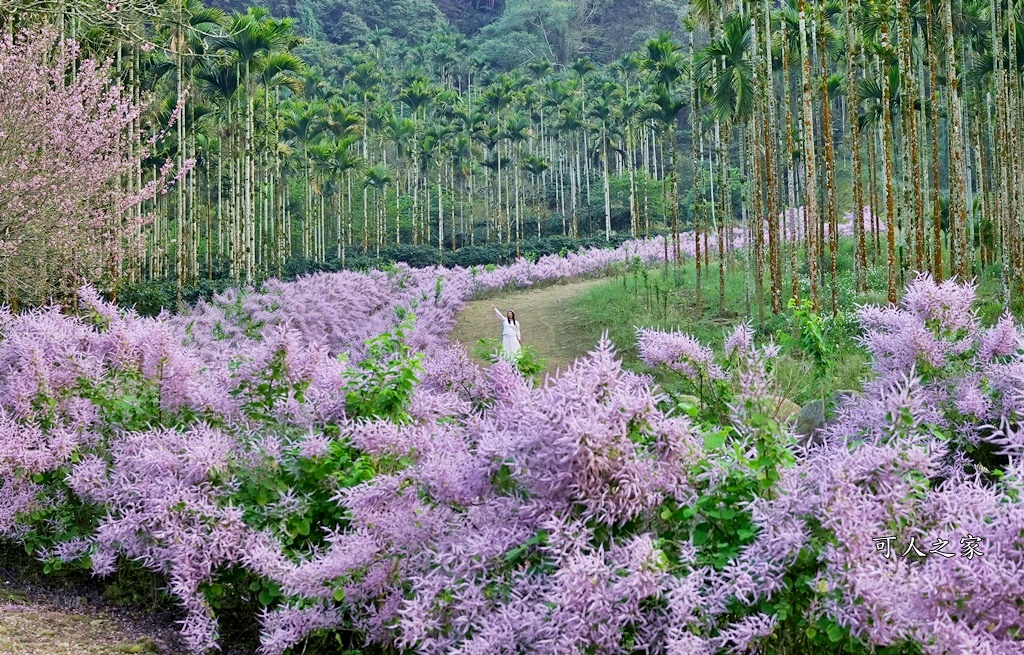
2,260,1023,655
636,279,1024,654
0,31,189,306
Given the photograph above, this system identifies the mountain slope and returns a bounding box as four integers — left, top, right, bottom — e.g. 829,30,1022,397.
207,0,685,65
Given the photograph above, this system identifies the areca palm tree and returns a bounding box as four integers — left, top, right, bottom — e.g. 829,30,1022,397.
502,112,532,254
860,22,901,304
311,134,361,262
399,78,438,244
212,7,298,280
520,154,551,239
364,164,394,256
943,0,969,280
798,0,821,309
643,33,688,266
697,13,755,313
152,0,225,299
382,114,415,243
589,83,623,241
643,85,686,267
283,99,327,260
845,0,869,292
257,51,303,275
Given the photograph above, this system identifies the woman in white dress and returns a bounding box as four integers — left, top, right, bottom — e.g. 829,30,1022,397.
491,303,522,360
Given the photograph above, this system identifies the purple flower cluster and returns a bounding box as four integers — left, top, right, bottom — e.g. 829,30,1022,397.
1,251,1023,654
636,326,725,380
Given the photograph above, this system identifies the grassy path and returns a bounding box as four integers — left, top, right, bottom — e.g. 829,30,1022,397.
451,278,610,375
0,592,180,655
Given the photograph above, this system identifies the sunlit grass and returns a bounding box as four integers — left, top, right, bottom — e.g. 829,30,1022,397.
575,236,1020,407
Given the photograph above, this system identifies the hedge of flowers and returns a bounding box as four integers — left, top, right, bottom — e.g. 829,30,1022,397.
0,233,1021,655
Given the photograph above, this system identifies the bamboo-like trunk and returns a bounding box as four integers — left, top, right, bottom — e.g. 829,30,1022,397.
783,43,799,302
881,23,898,304
716,119,726,312
798,0,819,309
927,0,943,281
764,2,781,313
943,0,968,278
691,26,703,314
847,0,867,292
820,8,838,314
899,0,923,274
603,125,612,240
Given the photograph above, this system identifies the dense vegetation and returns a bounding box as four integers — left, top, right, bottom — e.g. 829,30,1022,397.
2,247,1023,654
8,0,1024,316
4,1,1024,654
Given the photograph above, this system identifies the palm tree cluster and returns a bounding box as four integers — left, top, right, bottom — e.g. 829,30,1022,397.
10,0,1024,314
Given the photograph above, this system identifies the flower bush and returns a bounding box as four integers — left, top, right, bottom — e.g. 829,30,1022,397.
0,30,189,306
1,250,1022,655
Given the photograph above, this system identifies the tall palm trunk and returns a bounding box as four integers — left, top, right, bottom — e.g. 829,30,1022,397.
763,2,781,313
602,129,612,240
1007,0,1023,287
847,0,867,291
899,0,923,273
927,0,943,281
670,127,680,264
798,0,819,309
690,28,703,314
716,118,726,311
175,23,185,306
881,23,898,304
943,0,968,279
783,44,799,302
819,9,838,314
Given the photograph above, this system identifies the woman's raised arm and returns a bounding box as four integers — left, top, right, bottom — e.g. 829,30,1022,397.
493,306,505,321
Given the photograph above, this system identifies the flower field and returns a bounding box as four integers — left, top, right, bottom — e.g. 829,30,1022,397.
1,239,1022,655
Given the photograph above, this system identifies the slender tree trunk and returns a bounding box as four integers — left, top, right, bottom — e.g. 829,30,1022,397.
799,0,819,309
928,0,943,281
943,0,968,279
717,120,726,312
881,24,898,304
783,45,799,303
691,27,703,314
820,11,838,314
899,0,923,274
847,0,867,291
764,3,781,313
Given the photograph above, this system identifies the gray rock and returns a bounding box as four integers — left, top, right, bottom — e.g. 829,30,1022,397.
794,399,826,446
770,396,802,423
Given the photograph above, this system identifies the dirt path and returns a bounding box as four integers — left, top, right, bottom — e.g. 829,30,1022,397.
0,596,181,655
451,278,610,375
0,570,184,655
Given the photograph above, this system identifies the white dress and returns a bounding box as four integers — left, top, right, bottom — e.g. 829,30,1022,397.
494,307,522,360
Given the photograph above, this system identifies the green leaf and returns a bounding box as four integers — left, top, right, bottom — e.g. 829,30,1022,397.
827,624,844,643
333,588,346,602
504,545,525,562
258,587,277,605
704,431,727,450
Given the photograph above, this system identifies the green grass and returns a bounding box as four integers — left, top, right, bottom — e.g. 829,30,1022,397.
574,237,1021,408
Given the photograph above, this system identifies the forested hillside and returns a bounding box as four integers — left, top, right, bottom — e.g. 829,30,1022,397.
6,0,1024,319
203,0,685,66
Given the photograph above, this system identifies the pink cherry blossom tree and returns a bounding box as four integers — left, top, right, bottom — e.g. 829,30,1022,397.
0,29,189,308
